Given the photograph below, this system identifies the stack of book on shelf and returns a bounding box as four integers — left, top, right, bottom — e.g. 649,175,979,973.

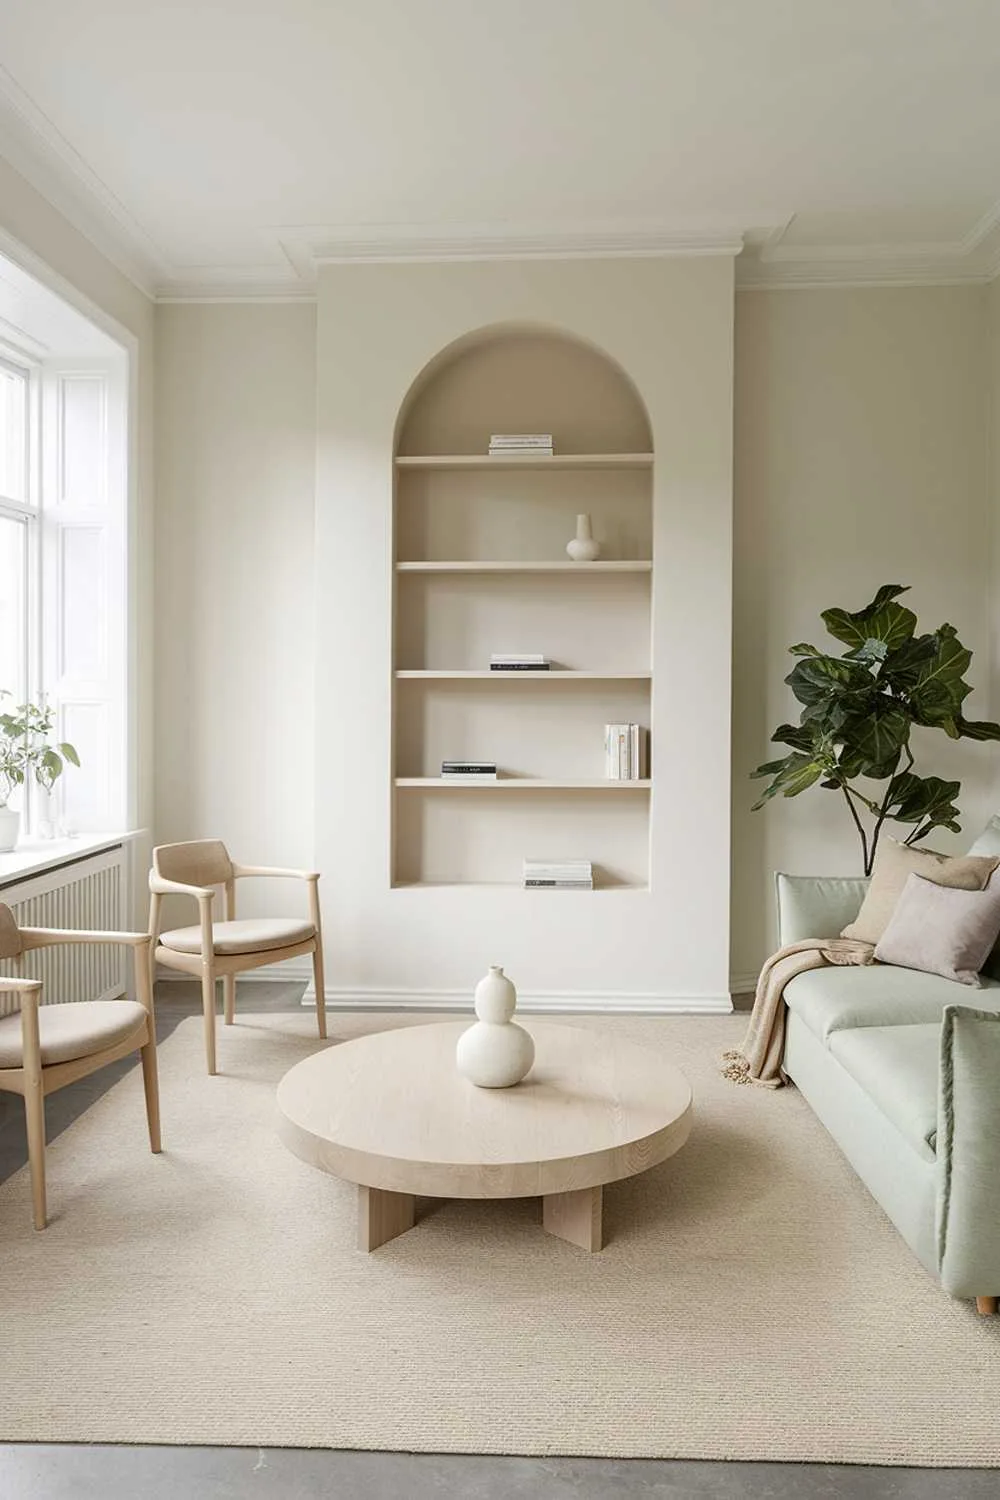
490,653,550,672
441,760,497,781
605,723,648,780
488,433,554,457
523,859,593,890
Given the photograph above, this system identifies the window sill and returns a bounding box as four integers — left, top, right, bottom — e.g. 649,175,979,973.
0,831,143,888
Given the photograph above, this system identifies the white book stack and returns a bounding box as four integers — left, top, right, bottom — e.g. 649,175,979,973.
490,653,550,672
604,723,647,780
488,433,554,457
523,859,593,890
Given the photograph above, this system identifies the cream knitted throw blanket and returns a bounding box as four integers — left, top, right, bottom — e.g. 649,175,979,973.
722,937,876,1088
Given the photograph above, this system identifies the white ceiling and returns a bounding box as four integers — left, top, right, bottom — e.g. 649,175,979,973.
1,0,999,299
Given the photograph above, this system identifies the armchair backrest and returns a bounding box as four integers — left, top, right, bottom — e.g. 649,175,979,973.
152,839,233,889
0,904,22,959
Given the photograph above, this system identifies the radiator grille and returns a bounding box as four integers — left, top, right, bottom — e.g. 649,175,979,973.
0,848,127,1017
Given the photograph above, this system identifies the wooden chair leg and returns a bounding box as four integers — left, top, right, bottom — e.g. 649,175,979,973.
201,966,218,1075
312,942,327,1040
24,1083,47,1231
140,1038,162,1153
976,1296,997,1316
223,973,236,1027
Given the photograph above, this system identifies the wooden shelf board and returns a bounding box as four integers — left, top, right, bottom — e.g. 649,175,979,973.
395,453,653,471
395,778,652,790
395,670,651,681
391,880,649,892
396,560,651,573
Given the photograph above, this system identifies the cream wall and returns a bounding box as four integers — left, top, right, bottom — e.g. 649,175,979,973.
732,285,995,985
315,257,735,1006
153,303,317,919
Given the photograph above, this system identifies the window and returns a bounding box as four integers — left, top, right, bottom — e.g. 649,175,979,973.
0,355,33,735
0,336,128,836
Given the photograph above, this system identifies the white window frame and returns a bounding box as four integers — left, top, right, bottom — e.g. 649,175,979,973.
0,348,41,824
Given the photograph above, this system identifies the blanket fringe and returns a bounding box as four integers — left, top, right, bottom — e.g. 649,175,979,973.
719,1048,782,1089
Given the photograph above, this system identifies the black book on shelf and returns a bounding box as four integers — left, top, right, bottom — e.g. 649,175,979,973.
489,663,551,671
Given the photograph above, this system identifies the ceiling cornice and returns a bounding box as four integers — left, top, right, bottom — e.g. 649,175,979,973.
737,205,1000,289
0,60,997,301
0,64,166,299
278,220,748,274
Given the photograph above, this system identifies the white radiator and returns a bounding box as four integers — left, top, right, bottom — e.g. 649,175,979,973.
0,845,128,1017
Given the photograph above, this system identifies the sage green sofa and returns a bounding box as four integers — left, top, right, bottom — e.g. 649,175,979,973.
776,819,1000,1314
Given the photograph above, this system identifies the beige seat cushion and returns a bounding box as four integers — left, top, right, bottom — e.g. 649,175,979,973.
158,918,316,956
0,1000,148,1069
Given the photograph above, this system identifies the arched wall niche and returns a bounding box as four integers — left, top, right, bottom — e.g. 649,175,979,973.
395,322,653,457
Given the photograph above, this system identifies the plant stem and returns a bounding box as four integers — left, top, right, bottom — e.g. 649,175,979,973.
841,786,870,873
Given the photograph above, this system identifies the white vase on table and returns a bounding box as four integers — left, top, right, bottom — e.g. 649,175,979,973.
456,966,535,1088
566,513,601,563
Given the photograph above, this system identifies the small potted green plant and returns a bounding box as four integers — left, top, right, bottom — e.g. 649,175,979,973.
0,693,80,852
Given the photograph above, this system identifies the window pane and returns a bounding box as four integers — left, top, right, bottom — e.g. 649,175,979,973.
0,363,27,502
0,513,27,700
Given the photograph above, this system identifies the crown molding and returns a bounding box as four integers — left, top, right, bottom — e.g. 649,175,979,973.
737,202,1000,289
0,64,167,300
0,56,996,302
278,220,748,275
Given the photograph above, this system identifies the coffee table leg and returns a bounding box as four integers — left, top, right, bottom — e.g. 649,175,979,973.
358,1185,416,1251
542,1184,603,1252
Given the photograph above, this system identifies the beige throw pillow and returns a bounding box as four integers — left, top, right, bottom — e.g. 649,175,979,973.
840,838,999,945
874,873,1000,987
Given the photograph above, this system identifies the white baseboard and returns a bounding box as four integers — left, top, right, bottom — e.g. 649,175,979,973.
308,986,733,1015
157,960,736,1013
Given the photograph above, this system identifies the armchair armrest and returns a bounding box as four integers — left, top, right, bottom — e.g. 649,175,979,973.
149,872,216,901
936,1005,1000,1299
232,864,319,881
774,872,869,947
19,928,153,951
0,976,42,996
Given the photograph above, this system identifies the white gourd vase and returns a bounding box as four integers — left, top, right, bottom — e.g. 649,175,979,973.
456,966,535,1088
566,512,600,563
0,806,19,853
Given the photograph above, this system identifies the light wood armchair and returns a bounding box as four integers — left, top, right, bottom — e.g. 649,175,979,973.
0,904,160,1230
149,839,327,1075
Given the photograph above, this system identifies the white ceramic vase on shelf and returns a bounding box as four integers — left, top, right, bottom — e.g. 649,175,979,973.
0,805,19,853
566,512,601,563
456,966,535,1088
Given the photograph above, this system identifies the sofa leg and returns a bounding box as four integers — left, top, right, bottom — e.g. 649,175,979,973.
976,1296,997,1316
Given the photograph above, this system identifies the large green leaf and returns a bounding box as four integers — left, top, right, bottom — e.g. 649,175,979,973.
822,585,916,655
905,625,972,736
785,654,872,710
955,717,1000,742
885,771,961,826
838,701,910,770
750,752,825,809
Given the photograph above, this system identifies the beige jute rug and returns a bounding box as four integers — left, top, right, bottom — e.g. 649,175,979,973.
1,1009,998,1464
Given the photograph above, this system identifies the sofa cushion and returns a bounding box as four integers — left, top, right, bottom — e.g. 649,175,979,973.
784,962,1000,1045
967,815,1000,979
827,1024,941,1156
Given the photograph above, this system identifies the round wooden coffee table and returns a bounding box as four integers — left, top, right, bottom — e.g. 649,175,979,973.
276,1020,693,1252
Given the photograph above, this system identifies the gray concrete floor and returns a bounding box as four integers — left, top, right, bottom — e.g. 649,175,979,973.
0,982,995,1500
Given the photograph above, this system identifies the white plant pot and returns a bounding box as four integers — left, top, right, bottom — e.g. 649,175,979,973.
0,805,20,853
456,965,535,1088
566,512,601,563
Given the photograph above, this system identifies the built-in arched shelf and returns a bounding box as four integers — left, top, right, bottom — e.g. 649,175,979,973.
392,325,653,890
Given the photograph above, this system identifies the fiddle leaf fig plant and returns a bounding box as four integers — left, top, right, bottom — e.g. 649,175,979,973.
751,586,1000,875
0,693,80,807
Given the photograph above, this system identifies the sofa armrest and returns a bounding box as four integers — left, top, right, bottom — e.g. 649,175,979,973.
936,1004,1000,1299
774,873,870,947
